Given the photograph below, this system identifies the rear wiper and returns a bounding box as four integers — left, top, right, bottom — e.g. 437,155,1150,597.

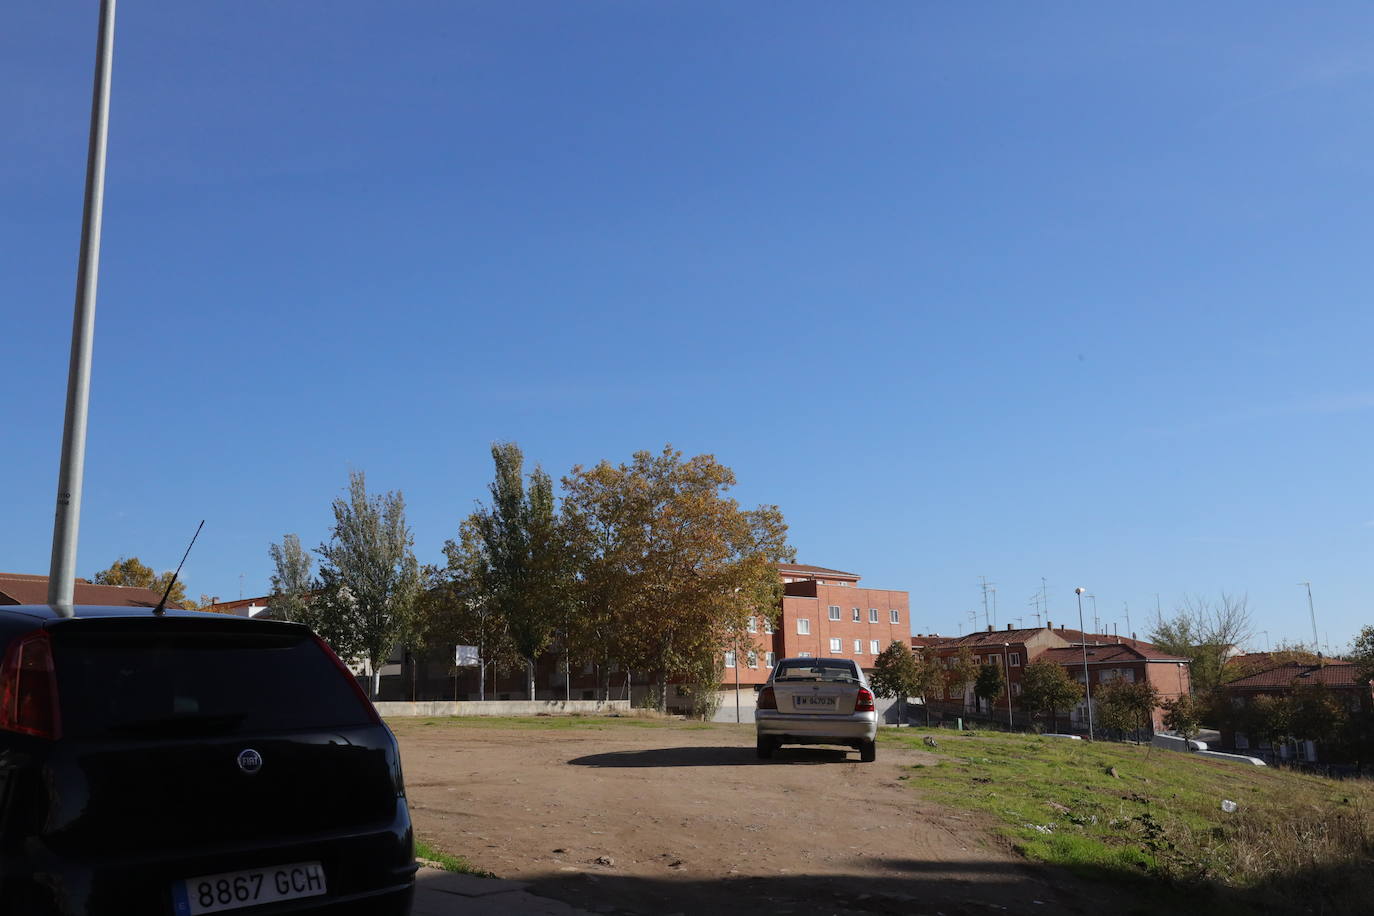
108,712,245,736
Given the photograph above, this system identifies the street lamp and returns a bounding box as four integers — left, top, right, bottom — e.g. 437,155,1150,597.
1003,642,1014,731
1075,587,1095,740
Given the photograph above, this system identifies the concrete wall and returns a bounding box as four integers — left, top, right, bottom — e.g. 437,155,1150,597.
375,699,632,717
707,689,905,725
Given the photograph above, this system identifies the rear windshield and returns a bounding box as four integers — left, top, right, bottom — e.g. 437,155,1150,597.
51,626,373,738
774,659,860,683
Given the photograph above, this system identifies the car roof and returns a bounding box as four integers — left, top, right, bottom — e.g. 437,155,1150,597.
0,604,296,625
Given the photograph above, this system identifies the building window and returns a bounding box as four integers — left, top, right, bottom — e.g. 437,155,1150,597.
828,605,841,621
765,651,776,669
797,618,811,635
829,637,842,653
763,617,774,634
854,639,863,654
747,651,758,669
1012,682,1022,696
724,651,736,668
890,609,900,624
869,608,879,623
746,617,757,633
871,639,881,654
851,607,861,621
1009,653,1021,667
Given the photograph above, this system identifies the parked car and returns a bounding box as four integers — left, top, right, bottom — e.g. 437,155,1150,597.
755,657,878,762
0,605,415,915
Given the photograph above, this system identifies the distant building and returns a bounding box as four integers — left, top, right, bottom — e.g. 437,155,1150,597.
0,572,182,609
914,621,1191,733
1218,660,1373,763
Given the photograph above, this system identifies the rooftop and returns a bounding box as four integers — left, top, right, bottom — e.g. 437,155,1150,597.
775,562,860,580
0,572,183,610
1223,661,1369,690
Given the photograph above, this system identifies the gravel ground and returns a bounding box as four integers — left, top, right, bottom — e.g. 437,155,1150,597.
391,718,1128,916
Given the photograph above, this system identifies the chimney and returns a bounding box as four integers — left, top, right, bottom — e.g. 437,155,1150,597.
1047,620,1053,630
986,625,993,633
1131,632,1137,641
211,596,219,605
1006,623,1013,631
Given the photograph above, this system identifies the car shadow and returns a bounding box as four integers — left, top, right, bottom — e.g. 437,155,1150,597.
567,745,855,767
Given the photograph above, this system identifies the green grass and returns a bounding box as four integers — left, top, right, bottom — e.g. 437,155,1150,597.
883,728,1374,914
414,838,496,878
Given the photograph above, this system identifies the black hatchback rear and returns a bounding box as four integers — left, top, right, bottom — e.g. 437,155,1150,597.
0,606,415,916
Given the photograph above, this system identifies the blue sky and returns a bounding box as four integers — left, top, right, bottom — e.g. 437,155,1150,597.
2,2,1371,651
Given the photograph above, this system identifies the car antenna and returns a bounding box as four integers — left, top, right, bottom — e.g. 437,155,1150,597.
153,520,204,617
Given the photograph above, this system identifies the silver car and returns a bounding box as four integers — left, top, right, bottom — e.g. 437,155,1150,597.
755,657,879,762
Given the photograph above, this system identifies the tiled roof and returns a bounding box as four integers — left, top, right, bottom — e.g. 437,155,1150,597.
1224,662,1368,690
0,573,182,610
1039,644,1190,665
911,634,956,648
775,563,860,579
1045,627,1175,657
937,627,1055,648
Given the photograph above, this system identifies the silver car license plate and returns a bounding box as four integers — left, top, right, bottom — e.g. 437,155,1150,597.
172,861,327,915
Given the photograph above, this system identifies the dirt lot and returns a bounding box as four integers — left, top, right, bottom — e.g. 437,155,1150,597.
392,717,1134,916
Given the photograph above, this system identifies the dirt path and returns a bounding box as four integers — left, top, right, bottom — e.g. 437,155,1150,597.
392,719,1125,916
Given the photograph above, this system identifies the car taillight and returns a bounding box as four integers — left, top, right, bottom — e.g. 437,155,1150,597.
310,633,381,725
855,687,875,712
757,686,777,710
0,629,62,740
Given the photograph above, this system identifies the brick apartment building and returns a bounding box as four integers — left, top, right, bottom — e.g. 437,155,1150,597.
719,562,911,690
915,622,1191,733
1218,660,1373,763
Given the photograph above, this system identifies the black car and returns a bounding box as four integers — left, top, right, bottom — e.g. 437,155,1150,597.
0,605,415,915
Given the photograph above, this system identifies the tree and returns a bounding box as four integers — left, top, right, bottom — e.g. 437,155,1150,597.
1019,659,1084,733
1289,682,1347,747
1350,625,1374,685
871,641,921,724
91,556,196,608
463,443,569,700
1243,694,1294,753
974,663,1005,715
1096,680,1159,743
314,471,421,698
912,647,949,727
1160,694,1203,740
946,647,979,715
1148,593,1253,699
561,445,792,712
267,533,314,623
436,518,520,700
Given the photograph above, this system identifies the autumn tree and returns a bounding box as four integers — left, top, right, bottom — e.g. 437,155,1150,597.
313,471,421,698
1096,680,1159,743
1160,694,1203,740
1350,625,1374,685
1289,682,1347,747
912,647,948,727
561,446,792,712
871,641,921,724
267,533,314,623
92,556,196,608
945,647,979,715
1019,658,1084,733
974,662,1005,715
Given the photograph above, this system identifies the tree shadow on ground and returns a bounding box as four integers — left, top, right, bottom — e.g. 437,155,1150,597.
567,745,857,767
523,857,1367,916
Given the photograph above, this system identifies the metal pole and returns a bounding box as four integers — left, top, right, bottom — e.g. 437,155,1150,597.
1300,582,1319,659
734,634,741,723
48,0,117,610
1076,588,1094,740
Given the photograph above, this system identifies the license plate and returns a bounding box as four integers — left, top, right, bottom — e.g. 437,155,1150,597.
172,862,327,915
795,695,836,707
